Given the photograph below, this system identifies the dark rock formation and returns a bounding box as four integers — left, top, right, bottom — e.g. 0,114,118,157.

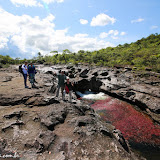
64,65,160,123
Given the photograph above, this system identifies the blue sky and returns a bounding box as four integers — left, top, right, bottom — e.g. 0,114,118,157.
0,0,159,59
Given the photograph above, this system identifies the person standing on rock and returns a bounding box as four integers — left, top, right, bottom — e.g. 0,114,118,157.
28,62,36,88
56,70,66,100
22,61,28,88
64,77,74,103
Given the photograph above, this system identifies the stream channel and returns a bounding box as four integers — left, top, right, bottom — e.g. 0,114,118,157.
78,91,160,160
40,65,160,160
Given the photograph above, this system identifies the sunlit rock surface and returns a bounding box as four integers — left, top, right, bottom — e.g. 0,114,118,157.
0,65,143,160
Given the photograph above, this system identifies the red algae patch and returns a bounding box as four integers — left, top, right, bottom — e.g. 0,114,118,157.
91,98,160,145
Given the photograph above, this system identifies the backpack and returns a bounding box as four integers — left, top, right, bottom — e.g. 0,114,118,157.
19,65,23,73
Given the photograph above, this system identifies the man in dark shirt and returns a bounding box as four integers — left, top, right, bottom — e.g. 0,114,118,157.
56,70,66,100
28,62,36,88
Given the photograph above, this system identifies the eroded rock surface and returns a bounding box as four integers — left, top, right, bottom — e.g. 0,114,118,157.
0,65,144,159
65,65,160,123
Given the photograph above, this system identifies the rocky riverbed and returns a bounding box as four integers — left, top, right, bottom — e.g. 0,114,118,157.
0,64,159,160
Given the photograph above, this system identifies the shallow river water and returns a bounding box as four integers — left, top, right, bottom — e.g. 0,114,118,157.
80,92,160,160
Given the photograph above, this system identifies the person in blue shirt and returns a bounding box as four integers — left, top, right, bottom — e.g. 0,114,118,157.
22,61,28,88
28,62,36,88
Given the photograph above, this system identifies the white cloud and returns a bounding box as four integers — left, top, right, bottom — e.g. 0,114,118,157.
99,30,119,39
10,0,42,7
74,34,88,38
131,18,144,23
0,8,114,58
80,19,88,25
151,25,158,30
10,0,64,7
0,37,8,49
90,13,116,26
120,32,126,36
111,36,118,40
99,32,108,39
108,30,119,36
42,0,64,4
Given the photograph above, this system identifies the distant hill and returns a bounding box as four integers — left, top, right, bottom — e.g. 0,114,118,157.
45,33,160,72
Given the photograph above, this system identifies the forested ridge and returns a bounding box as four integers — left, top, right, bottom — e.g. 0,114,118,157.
1,33,160,72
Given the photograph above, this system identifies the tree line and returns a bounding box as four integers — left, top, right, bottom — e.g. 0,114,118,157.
0,33,160,72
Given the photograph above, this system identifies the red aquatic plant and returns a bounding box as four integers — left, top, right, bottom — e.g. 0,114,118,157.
92,98,160,145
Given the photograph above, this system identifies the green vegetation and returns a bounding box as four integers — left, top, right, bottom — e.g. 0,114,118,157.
0,33,160,72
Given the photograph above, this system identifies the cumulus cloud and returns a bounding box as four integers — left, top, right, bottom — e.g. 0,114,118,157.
10,0,42,7
99,30,119,39
120,32,126,36
99,32,108,39
10,0,64,7
80,19,88,25
0,37,9,49
90,13,116,26
0,8,114,58
131,18,144,23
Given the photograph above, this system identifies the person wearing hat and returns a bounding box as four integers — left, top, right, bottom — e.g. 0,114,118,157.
64,77,74,103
